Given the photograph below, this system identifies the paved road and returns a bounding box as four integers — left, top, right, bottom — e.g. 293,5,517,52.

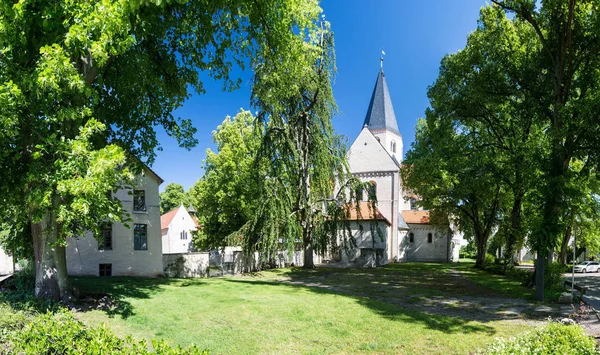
564,272,600,309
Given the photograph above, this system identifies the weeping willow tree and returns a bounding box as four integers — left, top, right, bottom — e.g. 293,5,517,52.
227,18,381,269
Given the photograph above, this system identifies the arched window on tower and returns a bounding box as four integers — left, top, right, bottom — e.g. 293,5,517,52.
390,140,396,153
410,198,417,211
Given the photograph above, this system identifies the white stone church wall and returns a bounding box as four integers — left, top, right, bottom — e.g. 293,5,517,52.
66,173,163,277
334,221,389,266
400,225,450,262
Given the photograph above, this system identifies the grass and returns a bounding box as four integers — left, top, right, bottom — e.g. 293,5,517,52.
66,262,539,355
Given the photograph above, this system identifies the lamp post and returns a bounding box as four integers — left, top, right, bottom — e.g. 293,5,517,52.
572,229,576,301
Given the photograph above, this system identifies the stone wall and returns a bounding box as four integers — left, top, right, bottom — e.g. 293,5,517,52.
163,252,209,278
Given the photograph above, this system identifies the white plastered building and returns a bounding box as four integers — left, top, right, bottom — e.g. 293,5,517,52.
161,204,199,254
343,68,462,264
66,168,164,277
0,247,14,275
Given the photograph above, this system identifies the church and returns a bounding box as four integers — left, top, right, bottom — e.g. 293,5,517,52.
340,68,462,266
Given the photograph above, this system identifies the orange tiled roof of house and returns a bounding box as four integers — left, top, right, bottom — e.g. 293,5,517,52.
160,208,179,230
401,210,430,224
161,206,201,230
344,202,391,225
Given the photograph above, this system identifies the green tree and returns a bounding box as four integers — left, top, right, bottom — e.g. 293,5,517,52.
160,183,189,214
231,18,374,268
420,5,547,271
402,116,506,268
188,110,263,250
489,0,600,300
0,0,332,300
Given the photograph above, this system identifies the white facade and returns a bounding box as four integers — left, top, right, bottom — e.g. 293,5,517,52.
400,224,453,262
0,247,13,275
66,171,164,277
336,220,390,267
343,69,460,264
347,128,401,262
161,205,198,254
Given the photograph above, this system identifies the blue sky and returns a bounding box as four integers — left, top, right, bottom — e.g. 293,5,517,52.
153,0,489,191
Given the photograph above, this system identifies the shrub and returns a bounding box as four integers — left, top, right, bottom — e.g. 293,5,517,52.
484,253,495,266
479,323,600,355
505,267,531,284
4,311,209,355
546,262,568,289
5,261,35,294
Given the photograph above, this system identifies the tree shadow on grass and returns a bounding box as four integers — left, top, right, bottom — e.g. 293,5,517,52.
70,277,207,319
222,262,539,335
223,277,498,335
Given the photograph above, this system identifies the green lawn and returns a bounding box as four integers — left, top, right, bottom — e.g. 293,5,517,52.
69,262,538,355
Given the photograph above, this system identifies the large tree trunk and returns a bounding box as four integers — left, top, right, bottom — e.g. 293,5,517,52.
504,195,523,271
475,233,487,268
31,207,71,302
558,225,572,265
303,242,314,269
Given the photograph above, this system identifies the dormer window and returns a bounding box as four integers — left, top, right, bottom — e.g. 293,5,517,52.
390,140,396,153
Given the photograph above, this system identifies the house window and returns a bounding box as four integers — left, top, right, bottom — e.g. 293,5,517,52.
99,264,112,277
409,233,414,243
427,233,433,243
391,140,396,153
98,223,112,250
134,224,148,250
133,190,146,212
180,230,188,240
410,198,417,211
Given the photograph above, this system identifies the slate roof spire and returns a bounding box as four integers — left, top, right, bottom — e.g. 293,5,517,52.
363,69,400,135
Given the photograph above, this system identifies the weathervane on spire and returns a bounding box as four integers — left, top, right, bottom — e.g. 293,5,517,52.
380,50,385,71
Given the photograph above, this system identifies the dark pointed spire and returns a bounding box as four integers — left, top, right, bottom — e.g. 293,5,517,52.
187,204,196,216
363,70,400,135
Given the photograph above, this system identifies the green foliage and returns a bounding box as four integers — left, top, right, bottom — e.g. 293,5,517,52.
479,323,600,355
188,110,263,250
0,0,333,296
3,311,208,355
4,262,35,295
160,183,190,214
484,254,496,267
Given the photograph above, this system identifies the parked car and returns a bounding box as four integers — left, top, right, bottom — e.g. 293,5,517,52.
573,261,600,273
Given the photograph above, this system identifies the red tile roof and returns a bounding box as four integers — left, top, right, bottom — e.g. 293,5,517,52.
160,208,179,230
402,210,430,224
161,207,201,230
343,202,390,225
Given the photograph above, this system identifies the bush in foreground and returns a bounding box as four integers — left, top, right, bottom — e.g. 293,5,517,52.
2,310,208,355
479,322,599,355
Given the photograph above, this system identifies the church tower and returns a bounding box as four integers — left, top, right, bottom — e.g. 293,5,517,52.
363,69,403,162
